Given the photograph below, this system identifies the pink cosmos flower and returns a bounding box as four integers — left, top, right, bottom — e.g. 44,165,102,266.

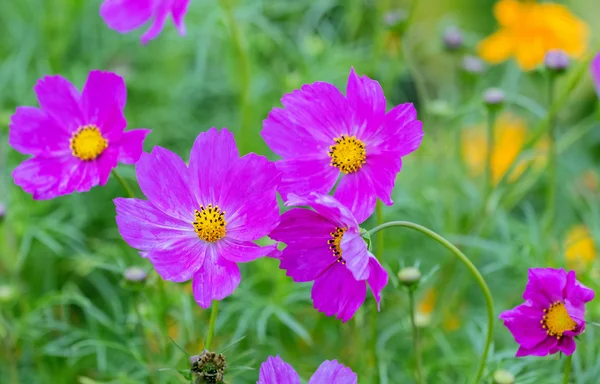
114,128,281,308
592,52,600,97
258,355,357,384
262,68,424,223
269,193,388,322
500,268,595,357
9,71,150,200
100,0,190,44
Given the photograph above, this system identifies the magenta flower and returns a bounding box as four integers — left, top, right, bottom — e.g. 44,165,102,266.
9,71,150,200
100,0,190,44
262,68,423,223
500,268,595,357
592,52,600,97
258,355,357,384
269,193,388,322
114,128,280,308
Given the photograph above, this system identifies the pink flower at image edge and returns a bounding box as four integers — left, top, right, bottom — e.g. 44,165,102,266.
9,70,150,200
258,355,357,384
591,52,600,97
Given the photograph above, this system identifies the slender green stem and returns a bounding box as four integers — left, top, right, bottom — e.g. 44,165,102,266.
204,301,220,351
408,288,424,384
368,202,385,381
111,169,135,198
485,109,497,200
219,0,252,154
563,354,572,384
367,221,494,384
545,73,557,232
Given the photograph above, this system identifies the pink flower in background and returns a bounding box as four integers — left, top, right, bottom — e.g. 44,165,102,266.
9,71,150,200
269,193,388,322
592,52,600,97
115,128,281,308
258,355,357,384
100,0,190,44
500,268,594,357
262,68,423,223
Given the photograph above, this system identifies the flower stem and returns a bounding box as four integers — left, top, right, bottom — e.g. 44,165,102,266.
407,287,424,384
369,201,385,380
367,221,494,384
485,109,497,200
219,0,252,154
111,169,136,198
545,73,557,232
204,300,219,351
563,354,572,384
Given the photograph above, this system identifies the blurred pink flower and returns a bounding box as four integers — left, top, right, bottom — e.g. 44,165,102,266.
591,52,600,97
258,355,356,384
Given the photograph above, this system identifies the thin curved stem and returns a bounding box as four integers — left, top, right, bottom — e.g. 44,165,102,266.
408,288,424,384
563,354,572,384
204,301,220,351
367,221,494,384
111,169,135,198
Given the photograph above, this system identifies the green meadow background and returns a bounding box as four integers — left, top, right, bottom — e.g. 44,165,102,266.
1,0,600,383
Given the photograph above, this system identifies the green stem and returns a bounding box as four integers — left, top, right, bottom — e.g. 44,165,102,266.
111,169,135,198
368,202,385,381
134,295,157,384
219,0,252,154
485,109,497,200
563,354,572,384
204,301,219,351
367,221,494,384
408,288,424,384
545,73,557,232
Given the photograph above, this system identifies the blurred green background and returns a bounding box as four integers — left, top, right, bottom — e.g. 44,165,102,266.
1,0,600,383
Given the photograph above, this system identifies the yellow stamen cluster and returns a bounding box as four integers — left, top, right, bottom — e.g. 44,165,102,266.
540,301,577,339
327,227,348,264
328,135,366,174
193,204,226,243
70,124,108,161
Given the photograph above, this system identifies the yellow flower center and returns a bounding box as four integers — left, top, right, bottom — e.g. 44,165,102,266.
193,204,227,243
328,135,366,174
327,227,348,264
541,301,577,339
70,125,108,161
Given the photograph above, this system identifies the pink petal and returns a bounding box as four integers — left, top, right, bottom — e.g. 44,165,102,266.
100,0,154,33
114,197,193,251
339,231,369,281
523,268,567,304
81,70,128,141
592,52,600,97
220,153,280,241
218,238,277,263
144,237,207,282
97,144,120,186
515,336,558,357
117,129,151,164
188,127,239,206
361,152,402,206
312,263,366,322
333,171,377,224
308,360,357,384
285,193,358,230
276,156,338,201
171,0,190,35
366,103,423,156
12,156,85,199
9,106,71,156
257,356,300,384
34,75,83,132
554,336,576,356
135,146,197,222
499,303,547,349
141,1,169,44
367,256,388,309
192,247,241,308
346,67,386,138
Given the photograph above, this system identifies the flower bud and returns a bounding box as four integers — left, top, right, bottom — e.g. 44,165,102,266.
461,55,485,74
0,203,5,220
483,88,505,106
191,350,227,384
397,267,421,286
493,369,515,384
443,26,463,51
123,267,147,283
383,10,407,28
544,49,570,72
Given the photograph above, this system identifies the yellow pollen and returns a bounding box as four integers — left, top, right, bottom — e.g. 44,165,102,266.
328,135,366,174
327,227,348,264
70,125,108,161
540,301,577,339
192,204,227,243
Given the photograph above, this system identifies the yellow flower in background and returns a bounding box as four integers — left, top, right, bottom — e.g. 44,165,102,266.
462,114,546,184
478,0,589,70
417,288,463,331
565,225,596,271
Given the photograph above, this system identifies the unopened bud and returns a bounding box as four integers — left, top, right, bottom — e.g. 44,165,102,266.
397,267,421,286
544,49,570,72
493,369,515,384
191,350,227,384
384,10,407,28
461,55,485,74
124,267,147,283
483,88,505,106
0,203,5,220
443,26,463,51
